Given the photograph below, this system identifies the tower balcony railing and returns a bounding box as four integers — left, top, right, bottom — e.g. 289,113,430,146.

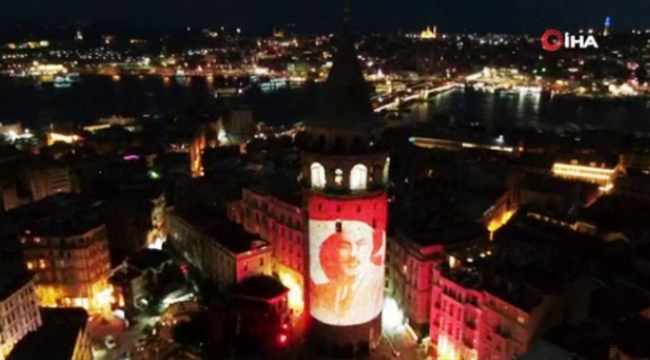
299,181,387,197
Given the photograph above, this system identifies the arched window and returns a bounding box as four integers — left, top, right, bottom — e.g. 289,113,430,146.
311,163,326,188
334,168,344,186
383,157,390,183
350,164,368,190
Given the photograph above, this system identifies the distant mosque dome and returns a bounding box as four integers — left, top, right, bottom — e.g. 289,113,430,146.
420,26,438,39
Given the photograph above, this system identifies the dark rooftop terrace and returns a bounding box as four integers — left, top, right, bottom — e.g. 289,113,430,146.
0,193,103,238
444,242,584,312
230,275,289,301
520,171,597,194
174,206,266,255
494,213,603,261
203,221,265,255
391,197,488,247
8,307,88,360
248,172,302,207
128,248,171,270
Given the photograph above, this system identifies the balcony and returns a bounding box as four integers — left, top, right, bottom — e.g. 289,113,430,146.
465,320,476,330
463,338,475,349
301,181,387,197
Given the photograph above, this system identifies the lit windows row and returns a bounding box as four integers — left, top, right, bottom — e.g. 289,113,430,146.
310,159,389,190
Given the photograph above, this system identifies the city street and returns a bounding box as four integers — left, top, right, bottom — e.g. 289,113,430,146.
89,312,160,360
374,324,427,360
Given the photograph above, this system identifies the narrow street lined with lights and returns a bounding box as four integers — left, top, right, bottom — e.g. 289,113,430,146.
378,297,428,360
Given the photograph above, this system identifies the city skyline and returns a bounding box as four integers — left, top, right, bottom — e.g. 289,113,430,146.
1,0,648,34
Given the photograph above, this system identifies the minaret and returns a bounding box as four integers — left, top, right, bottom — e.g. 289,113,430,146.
603,16,611,36
297,0,389,357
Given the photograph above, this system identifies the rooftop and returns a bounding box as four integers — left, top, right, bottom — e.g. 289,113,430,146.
8,307,88,360
519,340,580,360
495,214,603,261
520,171,597,195
129,248,171,271
555,153,619,168
203,221,266,255
248,172,302,207
441,240,588,312
0,267,31,302
391,193,488,247
0,193,103,239
230,275,289,301
173,206,266,255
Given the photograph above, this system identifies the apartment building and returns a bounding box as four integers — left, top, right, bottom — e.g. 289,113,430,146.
429,244,590,360
0,268,41,360
227,178,306,312
7,308,92,360
27,166,75,201
14,195,112,312
387,208,488,340
167,206,272,290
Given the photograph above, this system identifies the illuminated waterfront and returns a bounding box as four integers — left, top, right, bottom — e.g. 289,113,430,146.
2,75,650,132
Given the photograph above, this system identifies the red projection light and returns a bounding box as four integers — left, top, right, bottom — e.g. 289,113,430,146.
180,263,188,275
278,334,288,344
282,323,288,330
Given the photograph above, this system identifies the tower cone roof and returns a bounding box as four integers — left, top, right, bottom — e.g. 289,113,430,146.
310,1,380,130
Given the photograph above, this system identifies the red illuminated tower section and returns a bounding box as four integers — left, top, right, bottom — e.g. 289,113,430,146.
296,3,390,357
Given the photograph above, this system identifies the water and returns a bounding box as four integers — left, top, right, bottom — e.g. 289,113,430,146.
2,75,650,133
405,88,650,133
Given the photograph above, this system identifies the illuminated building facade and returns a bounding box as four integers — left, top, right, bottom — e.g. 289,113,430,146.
429,247,589,360
21,223,112,312
551,157,622,193
27,166,75,201
190,128,206,178
0,148,76,204
0,272,41,359
229,186,306,312
167,208,272,290
409,136,518,154
386,212,488,340
296,17,390,356
46,132,81,146
145,192,167,249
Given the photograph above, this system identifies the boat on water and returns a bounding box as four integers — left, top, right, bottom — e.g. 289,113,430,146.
39,73,81,88
213,87,242,98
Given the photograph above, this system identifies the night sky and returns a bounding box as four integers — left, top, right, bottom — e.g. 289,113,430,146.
2,0,648,34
